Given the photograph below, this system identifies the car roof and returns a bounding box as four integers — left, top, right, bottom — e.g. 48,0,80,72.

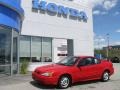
68,56,95,59
77,56,94,58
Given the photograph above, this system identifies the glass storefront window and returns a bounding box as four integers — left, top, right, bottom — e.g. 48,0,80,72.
0,26,19,76
0,26,11,75
20,36,52,63
42,38,52,62
20,36,31,62
13,30,19,74
31,37,42,62
13,30,18,63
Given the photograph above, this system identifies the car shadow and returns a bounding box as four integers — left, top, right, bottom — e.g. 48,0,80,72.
30,80,102,89
30,81,56,89
72,80,100,86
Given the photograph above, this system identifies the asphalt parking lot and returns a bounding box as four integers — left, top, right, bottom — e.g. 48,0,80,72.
0,63,120,90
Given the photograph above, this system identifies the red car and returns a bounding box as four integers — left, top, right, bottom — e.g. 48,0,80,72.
32,56,114,89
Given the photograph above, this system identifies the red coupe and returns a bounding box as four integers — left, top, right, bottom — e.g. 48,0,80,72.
32,56,114,89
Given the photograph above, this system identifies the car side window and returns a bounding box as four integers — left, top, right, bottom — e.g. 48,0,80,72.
93,58,100,64
78,57,101,67
78,60,86,66
78,57,94,66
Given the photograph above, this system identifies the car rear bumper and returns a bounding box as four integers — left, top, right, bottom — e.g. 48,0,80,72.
32,72,58,85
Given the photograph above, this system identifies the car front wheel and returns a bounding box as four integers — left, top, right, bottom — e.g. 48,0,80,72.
101,71,110,82
58,76,71,89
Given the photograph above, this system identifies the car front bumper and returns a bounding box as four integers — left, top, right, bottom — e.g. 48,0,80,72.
32,72,58,85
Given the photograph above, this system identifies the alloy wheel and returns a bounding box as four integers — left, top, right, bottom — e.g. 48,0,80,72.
102,71,109,82
58,76,70,89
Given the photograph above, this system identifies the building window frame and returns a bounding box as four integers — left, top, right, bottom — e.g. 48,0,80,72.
20,35,53,63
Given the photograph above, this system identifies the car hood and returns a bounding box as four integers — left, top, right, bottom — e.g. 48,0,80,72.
35,64,70,73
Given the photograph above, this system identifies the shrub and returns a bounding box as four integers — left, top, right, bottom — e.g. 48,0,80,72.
20,59,29,74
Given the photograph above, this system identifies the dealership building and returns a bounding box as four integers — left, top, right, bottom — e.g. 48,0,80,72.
0,0,94,76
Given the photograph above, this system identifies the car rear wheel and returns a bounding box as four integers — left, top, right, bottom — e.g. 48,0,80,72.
101,71,110,82
58,76,71,89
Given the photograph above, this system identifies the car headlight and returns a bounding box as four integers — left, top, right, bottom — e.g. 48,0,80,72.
41,72,53,77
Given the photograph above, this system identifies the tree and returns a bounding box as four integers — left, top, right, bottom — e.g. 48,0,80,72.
94,49,120,59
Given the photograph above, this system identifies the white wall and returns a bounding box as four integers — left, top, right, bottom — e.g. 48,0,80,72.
21,0,94,70
53,39,67,63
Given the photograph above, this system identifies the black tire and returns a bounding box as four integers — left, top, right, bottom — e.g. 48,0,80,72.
101,71,110,82
58,76,71,89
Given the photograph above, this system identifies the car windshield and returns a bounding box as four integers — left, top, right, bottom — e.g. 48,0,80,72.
56,57,78,66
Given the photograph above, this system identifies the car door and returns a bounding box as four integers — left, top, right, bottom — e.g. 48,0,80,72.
77,57,102,81
90,58,103,79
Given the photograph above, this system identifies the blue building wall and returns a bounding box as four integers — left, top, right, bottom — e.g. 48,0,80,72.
0,0,24,32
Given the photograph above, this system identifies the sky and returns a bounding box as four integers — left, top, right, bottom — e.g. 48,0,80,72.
92,0,120,49
73,0,120,49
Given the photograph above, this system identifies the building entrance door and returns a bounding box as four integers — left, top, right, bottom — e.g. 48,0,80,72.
0,26,19,77
0,28,11,76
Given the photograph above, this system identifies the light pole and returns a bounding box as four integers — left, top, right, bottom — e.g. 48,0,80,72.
106,33,109,59
98,37,101,59
96,36,102,59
